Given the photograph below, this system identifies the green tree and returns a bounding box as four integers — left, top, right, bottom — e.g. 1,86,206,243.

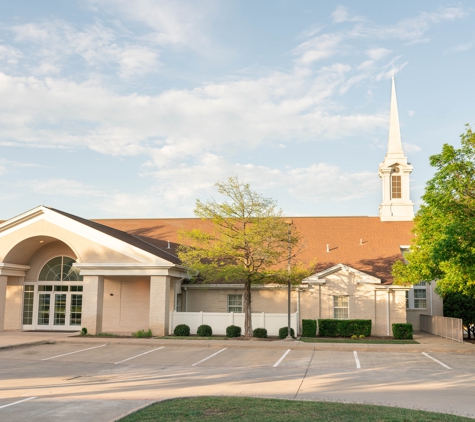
177,177,308,337
443,293,475,339
393,125,475,296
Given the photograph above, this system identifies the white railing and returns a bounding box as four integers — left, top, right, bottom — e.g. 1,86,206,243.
420,314,463,343
169,311,298,336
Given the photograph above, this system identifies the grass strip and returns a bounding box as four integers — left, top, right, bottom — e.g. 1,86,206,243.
300,338,418,344
120,396,469,421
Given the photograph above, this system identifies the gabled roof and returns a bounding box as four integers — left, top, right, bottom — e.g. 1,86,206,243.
47,208,181,264
303,263,381,284
94,216,413,284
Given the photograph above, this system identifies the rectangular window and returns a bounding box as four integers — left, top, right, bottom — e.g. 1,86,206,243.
227,294,243,313
414,288,427,309
391,175,402,199
333,295,349,319
406,282,427,309
22,285,34,325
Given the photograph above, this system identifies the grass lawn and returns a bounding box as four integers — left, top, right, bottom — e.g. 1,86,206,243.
300,337,418,344
120,397,470,421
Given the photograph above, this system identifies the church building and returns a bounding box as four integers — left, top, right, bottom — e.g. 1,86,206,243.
0,79,442,337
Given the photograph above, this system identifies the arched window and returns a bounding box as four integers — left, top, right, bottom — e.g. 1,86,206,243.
38,256,83,281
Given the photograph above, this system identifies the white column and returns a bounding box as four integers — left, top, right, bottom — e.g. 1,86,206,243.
82,275,104,335
0,276,7,332
149,275,170,336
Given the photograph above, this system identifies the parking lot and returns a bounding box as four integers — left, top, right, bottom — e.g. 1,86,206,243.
0,340,474,421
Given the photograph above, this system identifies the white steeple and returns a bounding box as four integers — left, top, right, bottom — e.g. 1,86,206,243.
379,78,414,221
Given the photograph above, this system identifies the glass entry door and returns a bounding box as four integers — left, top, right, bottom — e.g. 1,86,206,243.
23,284,83,331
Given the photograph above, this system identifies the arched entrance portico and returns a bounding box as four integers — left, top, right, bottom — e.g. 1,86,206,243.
0,206,188,335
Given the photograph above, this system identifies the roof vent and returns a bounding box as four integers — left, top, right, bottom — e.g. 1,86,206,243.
326,244,330,253
167,241,171,249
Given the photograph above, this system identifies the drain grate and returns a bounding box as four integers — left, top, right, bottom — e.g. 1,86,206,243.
66,375,115,383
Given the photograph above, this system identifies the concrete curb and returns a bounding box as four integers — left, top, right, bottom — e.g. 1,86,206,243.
0,340,55,351
50,336,475,354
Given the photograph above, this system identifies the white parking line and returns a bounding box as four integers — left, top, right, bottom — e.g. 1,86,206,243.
422,352,452,369
41,344,106,361
353,351,361,369
114,347,165,364
191,348,227,366
273,349,291,367
0,397,36,410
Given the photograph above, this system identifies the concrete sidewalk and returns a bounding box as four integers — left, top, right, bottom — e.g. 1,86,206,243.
1,330,474,353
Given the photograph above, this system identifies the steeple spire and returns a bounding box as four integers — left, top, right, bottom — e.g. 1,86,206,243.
387,77,404,157
378,78,414,221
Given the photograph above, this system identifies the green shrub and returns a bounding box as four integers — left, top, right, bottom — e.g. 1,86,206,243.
302,319,317,337
318,319,372,337
392,323,413,339
351,335,357,340
174,324,190,336
197,324,213,337
278,326,295,339
226,325,241,338
81,327,87,336
132,329,153,338
359,334,365,339
253,328,267,338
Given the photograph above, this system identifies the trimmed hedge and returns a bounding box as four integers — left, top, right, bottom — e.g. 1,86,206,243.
318,319,372,337
226,325,241,338
302,319,317,337
197,324,213,337
174,324,190,336
278,326,295,339
392,323,413,339
253,328,268,338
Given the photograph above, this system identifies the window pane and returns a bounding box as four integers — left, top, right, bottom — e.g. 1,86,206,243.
62,257,83,281
414,289,426,298
54,285,69,292
70,285,83,292
22,290,34,325
228,294,243,313
334,308,349,319
39,257,62,281
414,299,427,309
70,294,82,326
333,296,348,307
38,285,53,292
391,175,402,199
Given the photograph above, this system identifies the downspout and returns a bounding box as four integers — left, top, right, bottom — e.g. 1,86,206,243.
297,288,301,336
429,283,433,315
184,287,188,312
387,289,391,336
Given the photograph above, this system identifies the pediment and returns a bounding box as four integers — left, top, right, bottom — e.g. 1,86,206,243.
0,206,177,266
302,263,381,284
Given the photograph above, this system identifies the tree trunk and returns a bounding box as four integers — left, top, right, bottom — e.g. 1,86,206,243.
243,278,252,337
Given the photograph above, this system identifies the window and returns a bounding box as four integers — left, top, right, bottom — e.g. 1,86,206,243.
38,256,83,281
391,175,402,199
228,294,243,313
406,282,427,309
333,295,349,319
22,285,34,325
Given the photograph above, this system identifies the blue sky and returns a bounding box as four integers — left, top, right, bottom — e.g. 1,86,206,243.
0,1,474,219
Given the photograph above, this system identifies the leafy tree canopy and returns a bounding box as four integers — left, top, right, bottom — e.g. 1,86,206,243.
393,125,475,296
177,176,311,336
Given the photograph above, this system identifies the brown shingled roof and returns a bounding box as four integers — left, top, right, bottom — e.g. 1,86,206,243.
93,216,413,284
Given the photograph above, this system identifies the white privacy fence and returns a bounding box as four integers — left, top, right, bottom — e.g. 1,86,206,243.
169,311,299,336
420,314,463,343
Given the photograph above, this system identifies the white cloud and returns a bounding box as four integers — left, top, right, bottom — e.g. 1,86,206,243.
26,178,105,197
0,165,6,175
445,42,473,54
331,6,364,24
402,142,421,153
0,44,22,65
8,20,161,78
88,0,215,50
407,110,415,117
